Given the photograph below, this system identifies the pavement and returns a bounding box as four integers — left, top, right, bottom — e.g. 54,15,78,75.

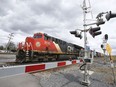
0,58,116,87
0,74,39,87
33,63,116,87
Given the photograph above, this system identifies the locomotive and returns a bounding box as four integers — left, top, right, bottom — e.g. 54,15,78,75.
16,32,83,63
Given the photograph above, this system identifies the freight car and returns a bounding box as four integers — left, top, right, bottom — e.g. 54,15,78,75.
16,32,83,63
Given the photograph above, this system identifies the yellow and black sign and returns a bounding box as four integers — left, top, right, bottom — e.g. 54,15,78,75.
106,43,112,55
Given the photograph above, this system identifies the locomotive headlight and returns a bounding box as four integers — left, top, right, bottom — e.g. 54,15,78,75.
36,42,41,47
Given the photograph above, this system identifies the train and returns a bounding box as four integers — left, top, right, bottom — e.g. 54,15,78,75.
16,32,83,63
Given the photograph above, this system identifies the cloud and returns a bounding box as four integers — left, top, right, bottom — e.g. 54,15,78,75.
0,0,116,55
0,0,15,16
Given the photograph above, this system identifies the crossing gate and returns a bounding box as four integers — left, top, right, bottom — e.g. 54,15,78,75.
0,60,82,78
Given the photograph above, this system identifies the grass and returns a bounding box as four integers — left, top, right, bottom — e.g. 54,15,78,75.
112,56,116,61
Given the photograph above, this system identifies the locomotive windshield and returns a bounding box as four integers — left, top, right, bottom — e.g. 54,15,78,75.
33,34,42,38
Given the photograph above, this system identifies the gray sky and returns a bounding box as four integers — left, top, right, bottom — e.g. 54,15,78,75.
0,0,116,55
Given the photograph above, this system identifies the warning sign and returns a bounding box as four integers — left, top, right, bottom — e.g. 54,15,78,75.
106,43,112,55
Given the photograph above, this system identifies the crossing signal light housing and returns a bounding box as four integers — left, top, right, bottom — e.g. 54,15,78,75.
70,30,82,39
101,44,104,49
89,27,102,38
96,19,105,26
106,11,116,21
104,34,108,40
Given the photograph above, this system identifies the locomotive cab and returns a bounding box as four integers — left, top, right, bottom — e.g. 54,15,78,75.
26,33,48,51
33,33,43,39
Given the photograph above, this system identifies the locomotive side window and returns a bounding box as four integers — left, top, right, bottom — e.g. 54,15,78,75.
44,35,52,41
44,35,47,40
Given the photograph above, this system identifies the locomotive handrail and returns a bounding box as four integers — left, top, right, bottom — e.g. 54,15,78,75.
25,42,34,58
18,42,25,49
29,42,34,58
26,42,29,51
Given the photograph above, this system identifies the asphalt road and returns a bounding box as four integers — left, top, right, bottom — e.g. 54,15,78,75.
0,58,116,87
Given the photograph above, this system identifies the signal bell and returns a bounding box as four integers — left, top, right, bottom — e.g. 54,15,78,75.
106,11,116,21
89,27,102,38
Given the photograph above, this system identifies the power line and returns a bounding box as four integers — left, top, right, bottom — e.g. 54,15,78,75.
6,33,14,52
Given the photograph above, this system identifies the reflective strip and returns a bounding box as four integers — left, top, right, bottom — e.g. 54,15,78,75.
72,60,77,64
57,62,66,67
25,64,45,72
76,60,80,63
66,61,72,65
45,62,57,69
80,59,83,62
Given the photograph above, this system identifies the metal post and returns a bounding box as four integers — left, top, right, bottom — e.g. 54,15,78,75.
103,49,106,64
102,39,107,64
109,54,116,83
81,0,90,86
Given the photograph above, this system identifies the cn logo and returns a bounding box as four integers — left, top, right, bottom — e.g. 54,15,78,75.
36,42,41,47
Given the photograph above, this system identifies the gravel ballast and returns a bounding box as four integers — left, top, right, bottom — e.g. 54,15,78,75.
32,59,116,87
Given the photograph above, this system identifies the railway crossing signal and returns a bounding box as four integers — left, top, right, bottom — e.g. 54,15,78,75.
70,30,82,39
101,44,104,49
104,34,108,40
96,19,105,26
70,0,116,86
89,27,102,38
106,11,116,21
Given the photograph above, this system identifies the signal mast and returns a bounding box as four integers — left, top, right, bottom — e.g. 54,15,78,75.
70,0,116,86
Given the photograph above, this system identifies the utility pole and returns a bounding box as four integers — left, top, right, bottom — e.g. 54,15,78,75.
6,33,14,53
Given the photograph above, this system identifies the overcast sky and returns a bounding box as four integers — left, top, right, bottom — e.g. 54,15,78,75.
0,0,116,55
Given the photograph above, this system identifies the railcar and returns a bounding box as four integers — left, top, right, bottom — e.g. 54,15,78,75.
16,32,82,63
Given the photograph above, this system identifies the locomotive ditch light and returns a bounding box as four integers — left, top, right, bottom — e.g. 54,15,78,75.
89,27,102,38
106,11,116,21
70,30,82,39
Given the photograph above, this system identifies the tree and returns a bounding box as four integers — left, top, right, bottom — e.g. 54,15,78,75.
0,45,4,50
7,42,17,52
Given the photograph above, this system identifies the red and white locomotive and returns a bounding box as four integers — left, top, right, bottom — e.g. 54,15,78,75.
16,32,82,63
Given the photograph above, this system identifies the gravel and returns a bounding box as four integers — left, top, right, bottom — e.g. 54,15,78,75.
32,58,116,87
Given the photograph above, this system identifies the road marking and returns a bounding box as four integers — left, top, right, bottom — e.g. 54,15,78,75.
80,70,94,75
